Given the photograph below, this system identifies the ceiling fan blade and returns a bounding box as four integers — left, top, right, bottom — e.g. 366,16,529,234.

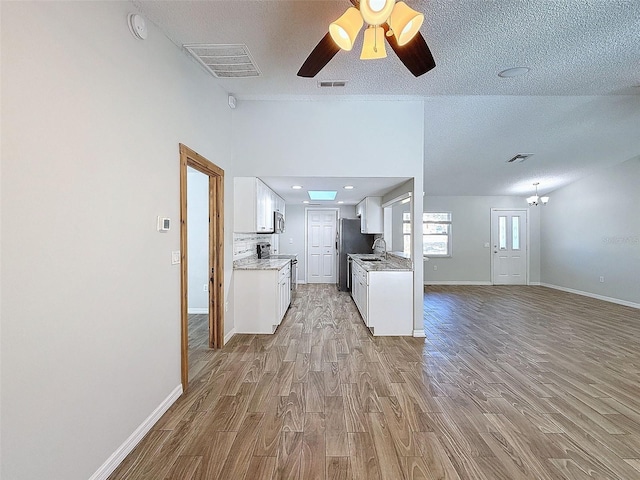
384,25,436,77
297,33,341,78
348,0,360,8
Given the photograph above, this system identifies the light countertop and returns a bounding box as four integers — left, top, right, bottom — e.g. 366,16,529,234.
349,254,413,272
234,257,291,270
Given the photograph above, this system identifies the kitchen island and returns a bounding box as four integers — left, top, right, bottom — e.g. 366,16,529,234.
349,253,414,336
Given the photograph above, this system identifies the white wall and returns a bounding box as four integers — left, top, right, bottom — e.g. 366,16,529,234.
187,168,210,311
541,156,640,305
232,100,425,330
1,2,234,479
423,196,541,284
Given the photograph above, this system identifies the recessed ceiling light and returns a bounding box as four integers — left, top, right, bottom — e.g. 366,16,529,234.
338,201,344,204
498,67,530,78
343,185,354,190
308,190,337,201
292,185,303,189
303,200,310,204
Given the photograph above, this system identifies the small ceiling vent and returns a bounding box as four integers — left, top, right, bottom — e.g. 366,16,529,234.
507,154,533,164
183,44,260,78
318,80,347,88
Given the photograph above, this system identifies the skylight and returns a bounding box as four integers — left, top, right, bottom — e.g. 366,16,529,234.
308,190,337,201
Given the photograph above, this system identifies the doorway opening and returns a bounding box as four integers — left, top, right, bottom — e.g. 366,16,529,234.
179,144,224,391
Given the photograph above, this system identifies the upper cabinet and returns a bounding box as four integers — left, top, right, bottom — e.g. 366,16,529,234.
356,196,383,234
234,177,285,233
274,194,285,215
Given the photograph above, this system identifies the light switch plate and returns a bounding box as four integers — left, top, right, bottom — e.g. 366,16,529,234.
171,251,181,265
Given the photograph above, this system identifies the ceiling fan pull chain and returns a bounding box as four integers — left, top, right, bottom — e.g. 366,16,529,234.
374,25,378,53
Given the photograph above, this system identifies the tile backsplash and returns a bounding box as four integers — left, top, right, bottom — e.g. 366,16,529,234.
233,233,273,261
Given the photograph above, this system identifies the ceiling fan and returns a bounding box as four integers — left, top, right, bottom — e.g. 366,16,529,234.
297,0,436,78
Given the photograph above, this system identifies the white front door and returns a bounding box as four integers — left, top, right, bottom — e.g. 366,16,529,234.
307,209,337,284
491,209,528,285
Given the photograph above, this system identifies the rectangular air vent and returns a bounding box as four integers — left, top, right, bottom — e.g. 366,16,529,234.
183,44,260,78
318,80,347,88
507,154,533,163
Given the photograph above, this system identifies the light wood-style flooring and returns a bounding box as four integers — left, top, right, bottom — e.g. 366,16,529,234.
109,284,640,479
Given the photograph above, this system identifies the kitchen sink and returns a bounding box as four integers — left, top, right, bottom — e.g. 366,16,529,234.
360,258,383,262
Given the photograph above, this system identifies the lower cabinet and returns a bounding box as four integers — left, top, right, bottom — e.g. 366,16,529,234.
234,262,291,333
351,263,413,336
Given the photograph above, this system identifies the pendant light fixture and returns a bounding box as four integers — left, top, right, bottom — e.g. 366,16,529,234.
526,182,549,206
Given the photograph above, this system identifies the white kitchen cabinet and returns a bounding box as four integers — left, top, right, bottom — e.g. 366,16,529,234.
350,260,413,335
274,194,285,215
234,177,284,233
351,261,368,324
356,196,383,234
234,262,291,333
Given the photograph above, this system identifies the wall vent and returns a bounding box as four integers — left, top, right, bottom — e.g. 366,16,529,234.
507,154,533,163
183,44,260,78
318,80,347,88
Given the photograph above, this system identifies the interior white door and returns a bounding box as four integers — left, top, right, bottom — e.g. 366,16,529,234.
491,209,528,285
307,209,337,284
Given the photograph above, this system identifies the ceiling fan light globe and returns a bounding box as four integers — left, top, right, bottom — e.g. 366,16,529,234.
360,26,387,60
361,0,396,26
389,2,424,46
329,7,363,51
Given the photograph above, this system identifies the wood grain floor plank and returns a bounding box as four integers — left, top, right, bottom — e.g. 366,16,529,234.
218,412,264,479
163,456,202,480
326,456,350,480
348,432,381,480
277,431,303,480
325,395,348,456
367,412,405,480
301,413,326,480
245,456,277,480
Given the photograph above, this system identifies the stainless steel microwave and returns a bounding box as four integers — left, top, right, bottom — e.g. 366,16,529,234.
274,211,285,233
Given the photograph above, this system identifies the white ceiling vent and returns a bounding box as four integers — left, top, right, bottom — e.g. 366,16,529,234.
318,80,347,88
507,154,534,163
183,44,260,78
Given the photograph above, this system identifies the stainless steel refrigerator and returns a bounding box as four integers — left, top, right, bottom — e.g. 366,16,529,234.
336,218,375,291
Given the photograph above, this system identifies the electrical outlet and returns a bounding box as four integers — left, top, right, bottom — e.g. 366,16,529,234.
433,265,438,271
171,251,180,265
203,284,208,292
225,301,229,312
599,276,605,283
289,238,293,244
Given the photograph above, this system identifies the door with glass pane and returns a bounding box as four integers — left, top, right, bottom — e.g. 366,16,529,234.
490,209,528,285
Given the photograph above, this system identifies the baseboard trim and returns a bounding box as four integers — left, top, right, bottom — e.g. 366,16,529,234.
424,281,492,286
412,329,426,338
89,384,183,480
224,328,236,344
540,283,640,309
529,282,541,286
188,308,208,314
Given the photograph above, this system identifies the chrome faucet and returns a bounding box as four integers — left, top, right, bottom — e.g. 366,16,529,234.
372,237,387,259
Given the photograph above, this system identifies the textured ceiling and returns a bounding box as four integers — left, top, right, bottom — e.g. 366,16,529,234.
135,0,640,196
